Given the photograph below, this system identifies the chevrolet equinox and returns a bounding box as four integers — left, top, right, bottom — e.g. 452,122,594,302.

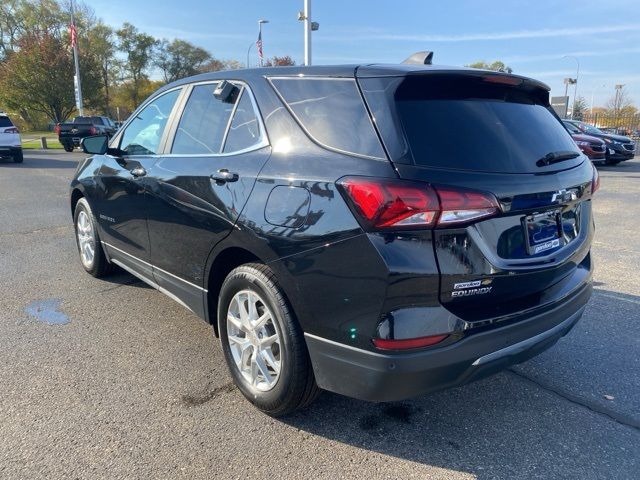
71,57,596,416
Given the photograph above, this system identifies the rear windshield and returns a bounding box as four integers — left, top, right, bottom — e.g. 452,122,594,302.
0,116,13,127
361,75,581,173
73,117,98,124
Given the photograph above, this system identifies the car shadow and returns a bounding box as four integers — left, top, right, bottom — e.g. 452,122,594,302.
595,159,640,174
277,287,640,479
0,156,78,169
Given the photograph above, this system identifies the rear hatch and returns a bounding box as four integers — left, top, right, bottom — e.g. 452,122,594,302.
358,70,595,322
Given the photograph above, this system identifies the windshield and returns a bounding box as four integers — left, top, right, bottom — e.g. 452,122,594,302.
563,122,581,134
580,123,603,135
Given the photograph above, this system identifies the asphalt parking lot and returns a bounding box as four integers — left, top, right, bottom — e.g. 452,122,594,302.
1,150,638,479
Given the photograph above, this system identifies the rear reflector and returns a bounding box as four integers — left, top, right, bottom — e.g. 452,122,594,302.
337,177,500,230
436,186,500,226
373,334,449,350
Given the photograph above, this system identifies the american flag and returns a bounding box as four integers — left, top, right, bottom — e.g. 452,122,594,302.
256,31,263,63
70,22,78,48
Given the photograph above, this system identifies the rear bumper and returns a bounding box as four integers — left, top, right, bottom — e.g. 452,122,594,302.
0,146,22,158
306,282,591,402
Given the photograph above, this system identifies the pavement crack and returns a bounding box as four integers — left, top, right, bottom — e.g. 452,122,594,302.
507,368,640,431
0,224,69,238
181,381,235,407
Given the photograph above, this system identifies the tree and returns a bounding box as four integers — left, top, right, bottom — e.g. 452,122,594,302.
198,58,243,73
571,96,588,120
116,22,157,108
264,55,295,67
0,34,76,122
466,60,513,73
87,22,117,115
606,86,633,114
155,39,211,83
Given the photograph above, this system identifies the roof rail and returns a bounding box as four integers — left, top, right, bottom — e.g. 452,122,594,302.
402,51,434,65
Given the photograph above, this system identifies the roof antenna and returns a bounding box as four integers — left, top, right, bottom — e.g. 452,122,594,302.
402,51,434,65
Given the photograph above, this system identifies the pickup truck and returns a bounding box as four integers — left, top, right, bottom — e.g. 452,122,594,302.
55,116,116,152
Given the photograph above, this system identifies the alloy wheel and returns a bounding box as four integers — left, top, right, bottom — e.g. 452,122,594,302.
226,290,282,392
76,210,95,268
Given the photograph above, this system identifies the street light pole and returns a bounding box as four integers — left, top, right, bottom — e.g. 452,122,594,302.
303,0,312,65
70,0,83,116
247,42,254,68
563,55,580,119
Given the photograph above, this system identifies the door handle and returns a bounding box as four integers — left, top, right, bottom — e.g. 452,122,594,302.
211,169,239,184
130,166,147,177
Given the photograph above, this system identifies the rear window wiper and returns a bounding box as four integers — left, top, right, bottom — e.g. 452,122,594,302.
536,151,580,167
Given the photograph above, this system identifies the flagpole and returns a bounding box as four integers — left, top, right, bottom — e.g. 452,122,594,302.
70,0,84,116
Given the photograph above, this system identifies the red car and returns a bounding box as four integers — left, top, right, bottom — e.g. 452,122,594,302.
563,121,606,162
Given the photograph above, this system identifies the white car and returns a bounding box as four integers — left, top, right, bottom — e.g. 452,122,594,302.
0,113,23,163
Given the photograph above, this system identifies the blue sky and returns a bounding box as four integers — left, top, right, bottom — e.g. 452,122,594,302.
93,0,640,107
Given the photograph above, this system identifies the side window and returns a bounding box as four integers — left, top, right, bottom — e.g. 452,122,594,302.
171,83,237,155
270,78,385,159
119,89,181,156
223,89,262,153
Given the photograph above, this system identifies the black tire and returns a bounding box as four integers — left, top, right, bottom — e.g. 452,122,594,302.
218,263,321,416
605,159,621,165
73,197,112,277
12,150,23,163
63,144,74,152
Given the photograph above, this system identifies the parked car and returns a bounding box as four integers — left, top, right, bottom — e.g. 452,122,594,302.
563,121,606,162
0,112,23,163
55,116,116,152
71,61,596,415
564,120,635,164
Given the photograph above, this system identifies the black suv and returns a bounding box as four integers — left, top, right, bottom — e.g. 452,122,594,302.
71,62,596,415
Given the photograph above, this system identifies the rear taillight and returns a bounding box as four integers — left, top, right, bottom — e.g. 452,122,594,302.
591,166,600,194
54,124,61,134
337,177,500,230
89,126,97,135
373,334,449,350
5,127,19,134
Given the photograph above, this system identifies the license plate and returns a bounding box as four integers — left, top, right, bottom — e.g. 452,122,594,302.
523,211,563,255
72,137,80,143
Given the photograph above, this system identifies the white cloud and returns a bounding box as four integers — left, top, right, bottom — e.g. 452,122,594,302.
504,47,640,63
347,23,640,43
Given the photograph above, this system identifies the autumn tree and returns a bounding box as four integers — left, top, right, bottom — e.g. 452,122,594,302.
264,55,295,67
466,60,513,73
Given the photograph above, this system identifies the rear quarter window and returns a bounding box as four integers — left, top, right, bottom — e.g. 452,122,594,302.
269,77,385,159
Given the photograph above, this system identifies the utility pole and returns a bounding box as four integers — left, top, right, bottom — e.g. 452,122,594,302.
298,1,318,65
70,0,83,116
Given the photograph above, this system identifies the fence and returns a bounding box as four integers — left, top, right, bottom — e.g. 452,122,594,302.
571,112,640,141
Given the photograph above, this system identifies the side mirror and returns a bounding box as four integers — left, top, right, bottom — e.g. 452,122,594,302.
81,135,109,155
